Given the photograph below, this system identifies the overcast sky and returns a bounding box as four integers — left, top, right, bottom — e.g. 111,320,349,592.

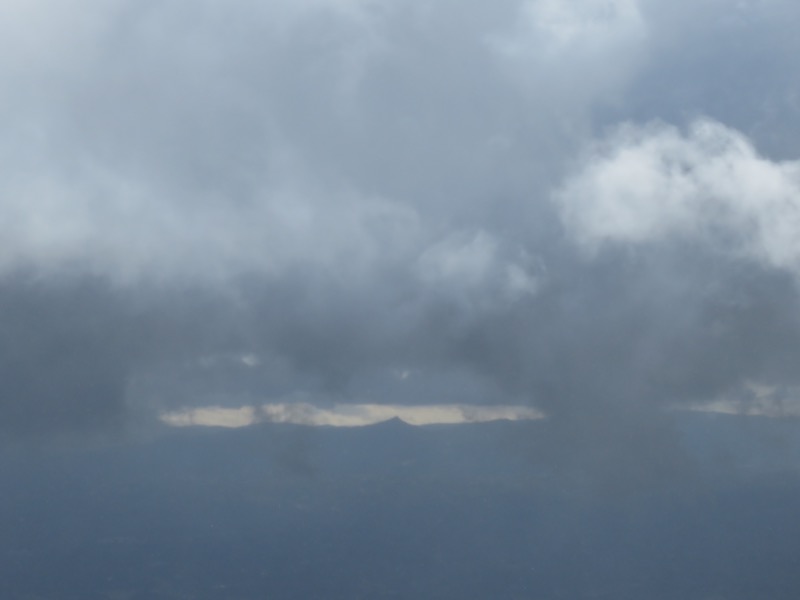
6,2,800,598
2,0,800,466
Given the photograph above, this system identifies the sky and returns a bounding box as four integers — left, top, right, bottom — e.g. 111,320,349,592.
2,1,800,596
2,0,800,442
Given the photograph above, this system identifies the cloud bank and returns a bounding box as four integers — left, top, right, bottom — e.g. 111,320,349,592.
2,0,800,488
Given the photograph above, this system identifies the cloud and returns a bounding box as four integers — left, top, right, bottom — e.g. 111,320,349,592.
416,230,543,311
557,119,800,274
0,276,132,436
620,0,800,158
490,0,647,101
1,0,800,495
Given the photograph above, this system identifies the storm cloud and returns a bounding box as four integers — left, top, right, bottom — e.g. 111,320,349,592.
2,0,800,485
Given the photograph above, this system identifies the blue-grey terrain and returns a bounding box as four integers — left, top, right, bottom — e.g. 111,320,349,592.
3,414,800,599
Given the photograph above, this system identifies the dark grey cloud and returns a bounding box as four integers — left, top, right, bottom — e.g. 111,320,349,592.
2,0,800,492
0,275,131,436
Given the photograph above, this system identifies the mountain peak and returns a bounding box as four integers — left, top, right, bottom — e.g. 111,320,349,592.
373,416,411,428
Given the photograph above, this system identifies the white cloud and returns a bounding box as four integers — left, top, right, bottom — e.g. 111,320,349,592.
556,118,800,274
160,405,259,428
0,0,401,288
417,231,542,307
684,380,800,418
489,0,647,104
0,155,420,286
418,231,498,289
520,0,644,54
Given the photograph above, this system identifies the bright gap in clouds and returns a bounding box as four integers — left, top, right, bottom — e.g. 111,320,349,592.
159,395,800,429
160,402,545,428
